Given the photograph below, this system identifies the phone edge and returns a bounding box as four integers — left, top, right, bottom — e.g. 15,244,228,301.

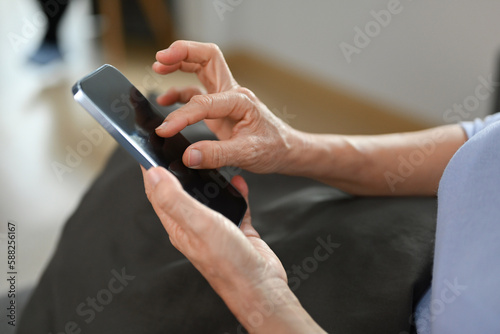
72,82,158,170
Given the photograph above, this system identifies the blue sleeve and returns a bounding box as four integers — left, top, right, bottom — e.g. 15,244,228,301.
460,113,500,139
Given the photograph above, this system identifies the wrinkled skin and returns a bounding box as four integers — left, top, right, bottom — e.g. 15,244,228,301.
143,40,325,334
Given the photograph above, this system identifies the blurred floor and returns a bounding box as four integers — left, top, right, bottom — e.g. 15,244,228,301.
0,0,113,296
0,0,196,296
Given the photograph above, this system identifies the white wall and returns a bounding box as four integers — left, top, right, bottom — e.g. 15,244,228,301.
176,1,500,125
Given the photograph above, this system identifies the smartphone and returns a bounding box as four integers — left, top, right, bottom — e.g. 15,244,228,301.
72,64,247,226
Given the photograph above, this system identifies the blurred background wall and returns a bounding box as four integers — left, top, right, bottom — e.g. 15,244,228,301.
176,0,500,125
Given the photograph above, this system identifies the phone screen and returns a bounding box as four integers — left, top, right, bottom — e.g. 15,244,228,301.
73,65,247,226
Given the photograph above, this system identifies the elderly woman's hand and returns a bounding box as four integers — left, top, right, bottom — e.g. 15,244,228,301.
142,167,325,333
152,40,302,174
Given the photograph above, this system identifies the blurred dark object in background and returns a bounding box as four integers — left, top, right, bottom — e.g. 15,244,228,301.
97,0,176,65
493,51,500,115
29,0,69,65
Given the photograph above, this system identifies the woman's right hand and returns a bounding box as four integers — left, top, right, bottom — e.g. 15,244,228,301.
152,40,302,174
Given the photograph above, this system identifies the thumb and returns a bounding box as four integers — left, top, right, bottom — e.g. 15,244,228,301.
183,139,244,169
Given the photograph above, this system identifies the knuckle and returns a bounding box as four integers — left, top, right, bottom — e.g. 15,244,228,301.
232,91,259,118
207,42,222,55
190,94,212,107
234,92,252,105
211,143,227,168
234,90,258,111
155,193,172,213
153,184,177,212
235,87,256,101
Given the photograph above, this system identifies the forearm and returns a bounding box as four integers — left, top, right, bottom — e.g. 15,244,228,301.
282,124,467,196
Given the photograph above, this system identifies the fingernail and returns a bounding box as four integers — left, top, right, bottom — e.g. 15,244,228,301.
156,121,168,131
188,149,202,167
146,168,163,187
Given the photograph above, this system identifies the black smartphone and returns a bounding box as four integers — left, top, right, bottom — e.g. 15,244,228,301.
72,64,247,226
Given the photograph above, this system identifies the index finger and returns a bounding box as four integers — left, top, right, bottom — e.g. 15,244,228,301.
154,40,239,93
155,91,252,137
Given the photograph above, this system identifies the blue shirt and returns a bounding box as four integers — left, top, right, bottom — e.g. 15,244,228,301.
415,113,500,333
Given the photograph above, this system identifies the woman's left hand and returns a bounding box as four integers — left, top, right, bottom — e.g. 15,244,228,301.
143,167,325,333
142,167,292,328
